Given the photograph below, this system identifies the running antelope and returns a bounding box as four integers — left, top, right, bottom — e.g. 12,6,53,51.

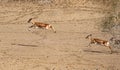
85,34,112,54
28,18,56,33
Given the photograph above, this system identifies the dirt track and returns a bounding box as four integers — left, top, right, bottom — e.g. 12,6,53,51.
0,3,120,70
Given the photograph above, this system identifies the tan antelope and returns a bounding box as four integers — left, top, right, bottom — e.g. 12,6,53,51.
85,34,112,54
28,18,56,33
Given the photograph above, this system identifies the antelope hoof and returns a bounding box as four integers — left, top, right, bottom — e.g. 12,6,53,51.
110,51,113,54
28,29,31,31
54,31,56,33
86,45,90,47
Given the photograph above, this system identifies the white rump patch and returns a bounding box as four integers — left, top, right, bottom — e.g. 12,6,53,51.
46,25,50,29
35,26,39,29
106,42,109,46
46,26,49,29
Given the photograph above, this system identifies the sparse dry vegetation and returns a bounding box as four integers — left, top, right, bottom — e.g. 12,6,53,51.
100,0,120,48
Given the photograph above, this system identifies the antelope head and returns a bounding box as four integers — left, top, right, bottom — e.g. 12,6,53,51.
85,34,92,39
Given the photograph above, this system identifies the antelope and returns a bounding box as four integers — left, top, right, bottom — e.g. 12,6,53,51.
85,34,112,54
28,18,56,33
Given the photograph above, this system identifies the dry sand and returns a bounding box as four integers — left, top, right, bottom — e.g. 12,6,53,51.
0,3,120,70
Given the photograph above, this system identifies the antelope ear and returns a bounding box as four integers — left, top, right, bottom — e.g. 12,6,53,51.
90,34,92,36
85,35,89,39
27,18,32,23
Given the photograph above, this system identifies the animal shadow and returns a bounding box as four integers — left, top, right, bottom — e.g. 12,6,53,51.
84,49,120,54
84,49,105,54
11,43,38,47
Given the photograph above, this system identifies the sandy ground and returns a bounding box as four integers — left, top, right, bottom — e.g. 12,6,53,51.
0,3,120,70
